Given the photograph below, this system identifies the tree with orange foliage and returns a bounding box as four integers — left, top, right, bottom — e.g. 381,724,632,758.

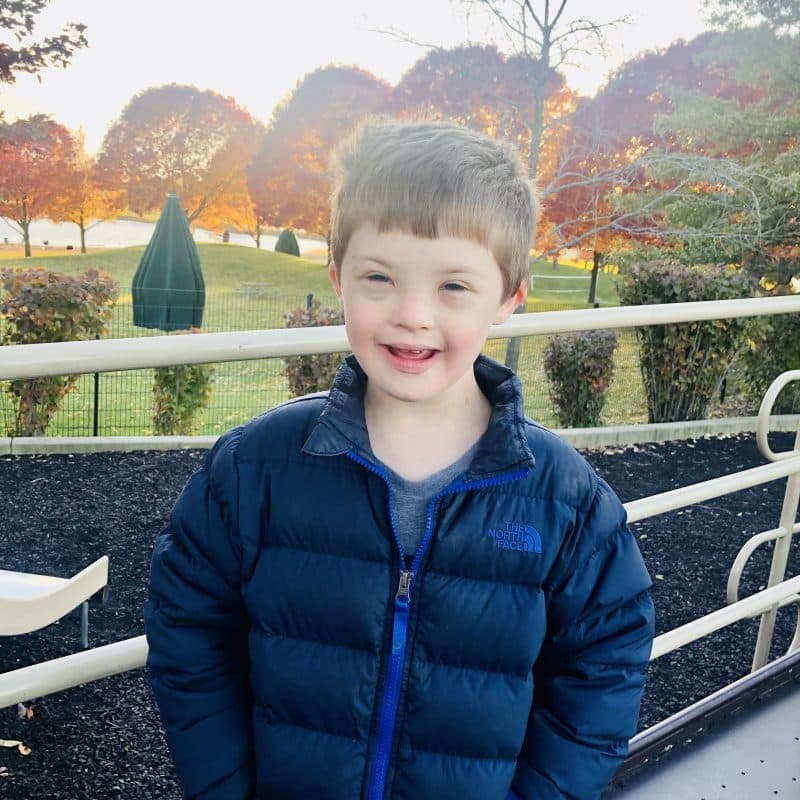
247,66,393,237
239,204,269,250
393,3,624,317
0,114,76,256
394,44,576,195
554,25,799,290
96,84,261,230
448,2,626,184
47,129,125,252
540,33,745,272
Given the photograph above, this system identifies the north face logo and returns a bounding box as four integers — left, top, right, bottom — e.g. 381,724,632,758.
487,521,542,554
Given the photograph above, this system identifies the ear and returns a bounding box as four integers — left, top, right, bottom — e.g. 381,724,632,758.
328,261,343,299
493,281,527,324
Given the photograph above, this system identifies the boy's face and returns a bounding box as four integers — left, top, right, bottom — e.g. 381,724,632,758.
329,225,526,410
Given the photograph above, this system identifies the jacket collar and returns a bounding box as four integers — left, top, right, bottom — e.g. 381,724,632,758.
301,354,535,481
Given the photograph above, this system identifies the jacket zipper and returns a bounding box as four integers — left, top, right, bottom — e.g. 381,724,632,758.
348,450,529,800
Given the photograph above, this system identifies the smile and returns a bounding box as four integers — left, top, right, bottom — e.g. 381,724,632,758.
386,345,437,360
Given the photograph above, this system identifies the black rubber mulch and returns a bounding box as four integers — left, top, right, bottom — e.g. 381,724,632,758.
0,431,797,799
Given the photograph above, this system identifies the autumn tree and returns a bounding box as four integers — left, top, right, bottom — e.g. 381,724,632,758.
247,66,392,237
240,203,269,249
542,34,732,262
0,0,87,84
455,1,626,186
47,129,125,252
0,114,76,256
184,119,266,239
390,3,626,322
96,84,261,229
395,44,575,196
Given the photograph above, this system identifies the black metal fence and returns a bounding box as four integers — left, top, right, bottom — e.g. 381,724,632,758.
0,291,756,437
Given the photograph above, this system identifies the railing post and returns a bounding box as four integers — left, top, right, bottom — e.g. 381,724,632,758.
751,376,800,670
503,302,526,371
92,334,100,437
751,425,800,669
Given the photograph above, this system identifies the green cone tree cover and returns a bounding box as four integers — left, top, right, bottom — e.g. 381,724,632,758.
132,194,205,331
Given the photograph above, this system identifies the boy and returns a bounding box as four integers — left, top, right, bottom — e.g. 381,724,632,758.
144,119,654,800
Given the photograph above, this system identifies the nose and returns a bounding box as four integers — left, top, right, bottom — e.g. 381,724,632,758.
389,289,434,331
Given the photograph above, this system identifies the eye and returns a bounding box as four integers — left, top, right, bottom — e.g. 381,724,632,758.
442,281,468,292
365,272,391,284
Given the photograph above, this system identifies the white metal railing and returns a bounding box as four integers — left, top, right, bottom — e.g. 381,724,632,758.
2,295,800,379
1,297,799,710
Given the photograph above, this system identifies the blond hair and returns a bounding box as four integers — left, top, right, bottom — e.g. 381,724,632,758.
329,119,538,298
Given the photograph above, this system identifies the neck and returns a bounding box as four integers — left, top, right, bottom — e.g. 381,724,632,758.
364,375,491,480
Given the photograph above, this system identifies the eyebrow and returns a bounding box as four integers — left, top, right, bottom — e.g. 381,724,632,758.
354,255,482,276
353,255,393,268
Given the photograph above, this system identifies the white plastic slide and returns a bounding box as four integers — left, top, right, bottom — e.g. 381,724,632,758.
0,557,109,648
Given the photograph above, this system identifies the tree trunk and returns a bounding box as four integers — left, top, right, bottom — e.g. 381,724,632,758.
527,66,548,185
21,220,31,257
79,210,87,253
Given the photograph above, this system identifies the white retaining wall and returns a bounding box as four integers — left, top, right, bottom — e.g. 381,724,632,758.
2,415,798,456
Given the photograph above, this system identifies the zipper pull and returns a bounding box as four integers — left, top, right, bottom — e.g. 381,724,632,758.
396,570,413,602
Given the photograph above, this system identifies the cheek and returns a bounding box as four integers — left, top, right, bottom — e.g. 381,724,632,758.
341,299,372,337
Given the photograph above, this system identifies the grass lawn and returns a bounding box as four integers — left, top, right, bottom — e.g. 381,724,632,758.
0,246,649,435
529,257,620,308
0,243,333,297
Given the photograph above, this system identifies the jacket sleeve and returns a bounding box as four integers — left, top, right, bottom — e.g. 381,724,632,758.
144,429,256,800
511,478,655,800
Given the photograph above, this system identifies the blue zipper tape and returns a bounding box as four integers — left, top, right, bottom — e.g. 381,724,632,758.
348,450,529,800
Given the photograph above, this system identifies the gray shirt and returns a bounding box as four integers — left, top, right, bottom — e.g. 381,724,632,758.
381,441,481,562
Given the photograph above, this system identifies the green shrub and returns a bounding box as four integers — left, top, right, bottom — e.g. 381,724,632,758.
275,228,300,257
741,312,800,413
0,267,118,435
543,330,617,427
151,332,214,435
283,300,345,397
617,260,756,422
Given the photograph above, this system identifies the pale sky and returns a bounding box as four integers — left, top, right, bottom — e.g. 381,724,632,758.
0,0,712,153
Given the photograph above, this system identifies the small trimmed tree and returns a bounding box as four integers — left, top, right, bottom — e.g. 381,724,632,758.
152,368,214,435
283,300,344,396
151,330,215,436
0,267,118,435
543,330,617,427
275,228,300,256
617,260,756,422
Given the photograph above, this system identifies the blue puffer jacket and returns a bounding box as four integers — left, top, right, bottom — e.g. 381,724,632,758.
145,355,654,800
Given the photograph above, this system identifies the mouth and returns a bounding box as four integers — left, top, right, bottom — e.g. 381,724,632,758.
385,345,438,361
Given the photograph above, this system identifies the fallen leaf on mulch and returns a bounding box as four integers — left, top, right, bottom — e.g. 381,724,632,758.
16,703,33,720
0,740,31,756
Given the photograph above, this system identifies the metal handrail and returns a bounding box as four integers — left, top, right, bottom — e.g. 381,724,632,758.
726,523,800,604
2,295,800,380
624,456,800,523
651,574,800,659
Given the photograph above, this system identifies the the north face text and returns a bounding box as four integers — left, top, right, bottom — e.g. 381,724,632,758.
487,521,542,554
